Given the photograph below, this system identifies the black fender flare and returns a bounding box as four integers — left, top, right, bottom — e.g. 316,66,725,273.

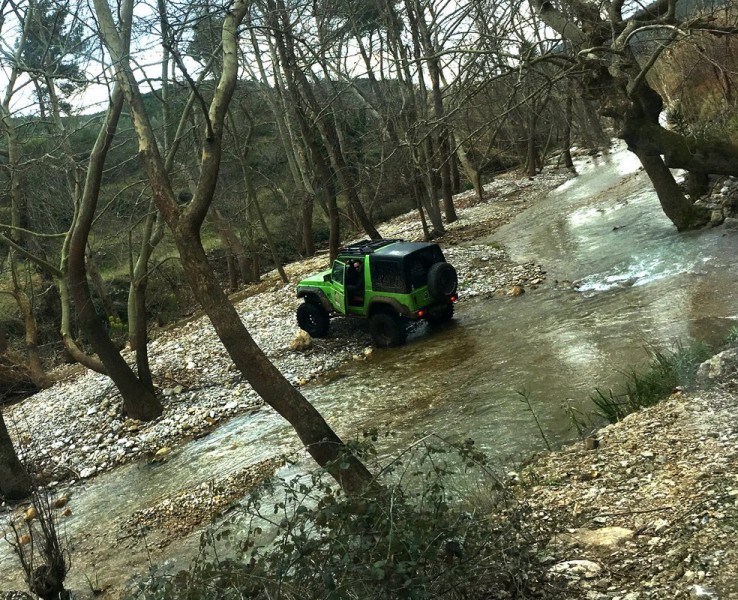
368,299,412,318
296,288,333,313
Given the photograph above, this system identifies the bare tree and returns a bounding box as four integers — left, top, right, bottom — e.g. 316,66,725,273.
91,0,374,493
528,0,738,229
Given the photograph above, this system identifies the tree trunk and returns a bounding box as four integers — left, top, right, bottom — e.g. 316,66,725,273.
632,147,708,231
456,140,484,202
526,109,541,176
419,142,445,235
94,0,373,493
243,199,260,284
684,171,709,199
86,248,118,320
562,82,575,171
618,82,709,231
0,412,30,501
175,227,373,493
439,132,457,222
58,278,107,374
413,179,431,241
251,184,288,284
15,288,52,390
133,275,154,391
578,97,609,149
209,209,240,289
68,85,161,421
301,192,315,257
6,127,29,247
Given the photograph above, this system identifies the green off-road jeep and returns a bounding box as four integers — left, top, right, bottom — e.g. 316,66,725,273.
295,239,458,347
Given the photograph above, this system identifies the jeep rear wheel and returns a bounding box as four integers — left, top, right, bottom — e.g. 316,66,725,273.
297,302,330,338
369,311,407,347
427,262,458,300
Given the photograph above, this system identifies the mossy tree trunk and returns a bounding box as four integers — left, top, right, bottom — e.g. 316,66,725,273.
67,84,162,421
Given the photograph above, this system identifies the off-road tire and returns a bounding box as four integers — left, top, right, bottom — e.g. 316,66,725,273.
427,262,458,300
427,302,454,325
296,302,330,338
369,311,407,347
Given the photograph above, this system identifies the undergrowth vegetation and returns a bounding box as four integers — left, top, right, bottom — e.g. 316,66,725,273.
126,433,555,600
590,342,712,423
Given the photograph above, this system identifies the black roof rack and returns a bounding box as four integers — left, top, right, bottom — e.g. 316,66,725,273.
338,239,403,255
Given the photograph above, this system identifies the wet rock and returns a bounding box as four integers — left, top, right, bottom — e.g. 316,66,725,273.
507,285,525,296
80,467,96,479
153,447,172,460
709,210,724,226
690,584,719,598
52,496,69,509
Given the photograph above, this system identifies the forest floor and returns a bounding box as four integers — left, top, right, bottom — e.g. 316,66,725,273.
2,147,737,598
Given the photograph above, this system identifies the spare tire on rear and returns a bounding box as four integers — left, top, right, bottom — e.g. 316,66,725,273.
427,262,458,299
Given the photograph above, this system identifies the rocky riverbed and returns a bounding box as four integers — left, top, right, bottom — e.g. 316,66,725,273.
0,164,568,597
1,169,562,495
4,148,738,599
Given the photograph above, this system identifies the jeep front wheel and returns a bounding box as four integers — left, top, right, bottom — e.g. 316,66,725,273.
297,302,330,338
369,311,407,347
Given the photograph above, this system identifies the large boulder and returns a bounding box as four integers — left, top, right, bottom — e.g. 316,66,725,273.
697,348,738,384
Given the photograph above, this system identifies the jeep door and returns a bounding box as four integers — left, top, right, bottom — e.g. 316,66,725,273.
329,260,348,314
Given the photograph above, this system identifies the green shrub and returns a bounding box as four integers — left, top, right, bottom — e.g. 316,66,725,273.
590,341,712,423
725,326,738,347
126,435,550,599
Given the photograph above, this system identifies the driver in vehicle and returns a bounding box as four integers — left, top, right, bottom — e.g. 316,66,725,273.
346,260,365,304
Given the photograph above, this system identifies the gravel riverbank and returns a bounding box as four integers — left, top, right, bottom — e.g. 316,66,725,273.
520,353,738,600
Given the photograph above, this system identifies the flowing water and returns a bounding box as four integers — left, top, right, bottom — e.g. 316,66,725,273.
4,146,738,590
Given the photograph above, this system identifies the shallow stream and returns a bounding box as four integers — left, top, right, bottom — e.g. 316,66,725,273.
4,146,738,591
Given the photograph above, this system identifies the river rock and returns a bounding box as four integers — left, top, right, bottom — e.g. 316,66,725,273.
52,496,69,509
549,559,602,579
290,330,312,351
696,348,738,383
566,527,634,550
507,285,525,296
